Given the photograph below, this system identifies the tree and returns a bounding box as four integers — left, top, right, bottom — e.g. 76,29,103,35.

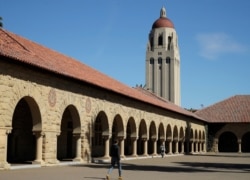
0,17,3,28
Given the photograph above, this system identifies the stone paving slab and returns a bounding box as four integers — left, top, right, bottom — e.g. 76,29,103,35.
0,153,250,180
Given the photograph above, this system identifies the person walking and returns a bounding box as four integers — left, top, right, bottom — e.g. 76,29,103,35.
160,143,165,158
106,139,122,180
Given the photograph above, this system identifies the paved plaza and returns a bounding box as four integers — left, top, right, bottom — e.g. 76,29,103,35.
0,153,250,180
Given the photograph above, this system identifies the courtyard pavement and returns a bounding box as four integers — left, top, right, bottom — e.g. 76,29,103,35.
0,153,250,180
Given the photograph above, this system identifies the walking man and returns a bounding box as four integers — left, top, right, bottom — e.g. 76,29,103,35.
106,139,122,180
160,142,165,158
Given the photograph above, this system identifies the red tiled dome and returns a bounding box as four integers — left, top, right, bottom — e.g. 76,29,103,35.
152,17,174,29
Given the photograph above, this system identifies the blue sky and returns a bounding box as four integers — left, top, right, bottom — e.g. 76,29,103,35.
1,0,250,109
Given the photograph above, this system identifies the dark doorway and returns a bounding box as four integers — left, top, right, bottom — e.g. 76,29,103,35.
7,98,36,163
218,132,238,152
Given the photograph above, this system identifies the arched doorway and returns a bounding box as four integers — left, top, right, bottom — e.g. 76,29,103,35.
242,132,250,152
7,97,41,163
218,131,238,152
92,111,109,157
57,105,81,161
137,120,147,155
173,126,178,153
179,127,184,153
148,121,156,155
111,114,124,156
166,124,172,154
157,123,165,154
125,117,136,156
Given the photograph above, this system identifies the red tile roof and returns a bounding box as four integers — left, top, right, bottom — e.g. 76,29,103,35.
195,95,250,123
0,28,204,121
152,17,174,29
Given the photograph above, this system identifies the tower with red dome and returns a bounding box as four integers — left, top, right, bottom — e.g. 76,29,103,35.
145,6,180,105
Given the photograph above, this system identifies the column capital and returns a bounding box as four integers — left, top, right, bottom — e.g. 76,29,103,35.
0,128,12,135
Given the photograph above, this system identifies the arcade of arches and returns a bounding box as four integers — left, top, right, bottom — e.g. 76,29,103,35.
0,60,206,169
209,124,250,153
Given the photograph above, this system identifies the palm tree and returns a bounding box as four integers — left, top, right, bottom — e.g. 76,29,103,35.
0,17,3,28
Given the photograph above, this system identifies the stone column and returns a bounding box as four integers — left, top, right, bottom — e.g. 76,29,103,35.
181,141,184,154
174,140,179,154
74,134,82,161
195,141,198,153
132,137,137,157
238,139,242,153
168,141,172,154
202,141,205,152
0,128,11,169
199,142,202,153
33,131,44,164
143,139,148,156
119,137,125,158
190,141,194,154
214,139,219,153
103,136,110,158
43,131,60,164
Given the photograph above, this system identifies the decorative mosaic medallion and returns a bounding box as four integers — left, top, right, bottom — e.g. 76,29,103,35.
48,88,56,107
85,97,91,113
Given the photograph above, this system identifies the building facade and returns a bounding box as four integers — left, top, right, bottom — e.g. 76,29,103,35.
195,95,250,153
145,7,180,105
0,25,205,170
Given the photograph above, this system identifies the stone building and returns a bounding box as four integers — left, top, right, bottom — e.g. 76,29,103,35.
0,8,206,169
1,6,249,171
195,95,250,153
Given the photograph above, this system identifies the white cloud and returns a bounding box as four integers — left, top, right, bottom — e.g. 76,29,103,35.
196,33,248,60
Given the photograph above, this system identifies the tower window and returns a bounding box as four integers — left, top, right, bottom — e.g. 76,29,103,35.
150,37,154,49
168,36,172,50
158,35,163,46
158,57,162,64
166,57,170,64
150,58,154,64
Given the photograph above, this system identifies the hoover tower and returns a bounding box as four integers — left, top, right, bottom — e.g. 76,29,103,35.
145,7,180,105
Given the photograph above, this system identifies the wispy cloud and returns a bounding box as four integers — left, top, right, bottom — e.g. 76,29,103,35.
196,33,248,60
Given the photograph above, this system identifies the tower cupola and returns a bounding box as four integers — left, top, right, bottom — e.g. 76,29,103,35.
152,7,174,29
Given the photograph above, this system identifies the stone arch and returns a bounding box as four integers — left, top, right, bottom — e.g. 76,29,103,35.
173,126,178,141
172,126,178,153
194,130,198,141
2,83,43,129
179,127,184,153
92,111,109,157
165,124,172,153
157,123,165,154
190,129,194,141
125,117,136,155
241,132,250,152
202,130,206,151
194,130,198,152
137,119,147,155
111,114,124,141
198,130,202,151
202,131,206,142
148,121,156,154
218,131,238,152
57,105,81,161
7,96,41,163
166,124,172,140
187,128,194,153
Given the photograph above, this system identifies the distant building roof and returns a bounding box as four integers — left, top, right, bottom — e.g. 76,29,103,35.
195,95,250,123
0,28,203,121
